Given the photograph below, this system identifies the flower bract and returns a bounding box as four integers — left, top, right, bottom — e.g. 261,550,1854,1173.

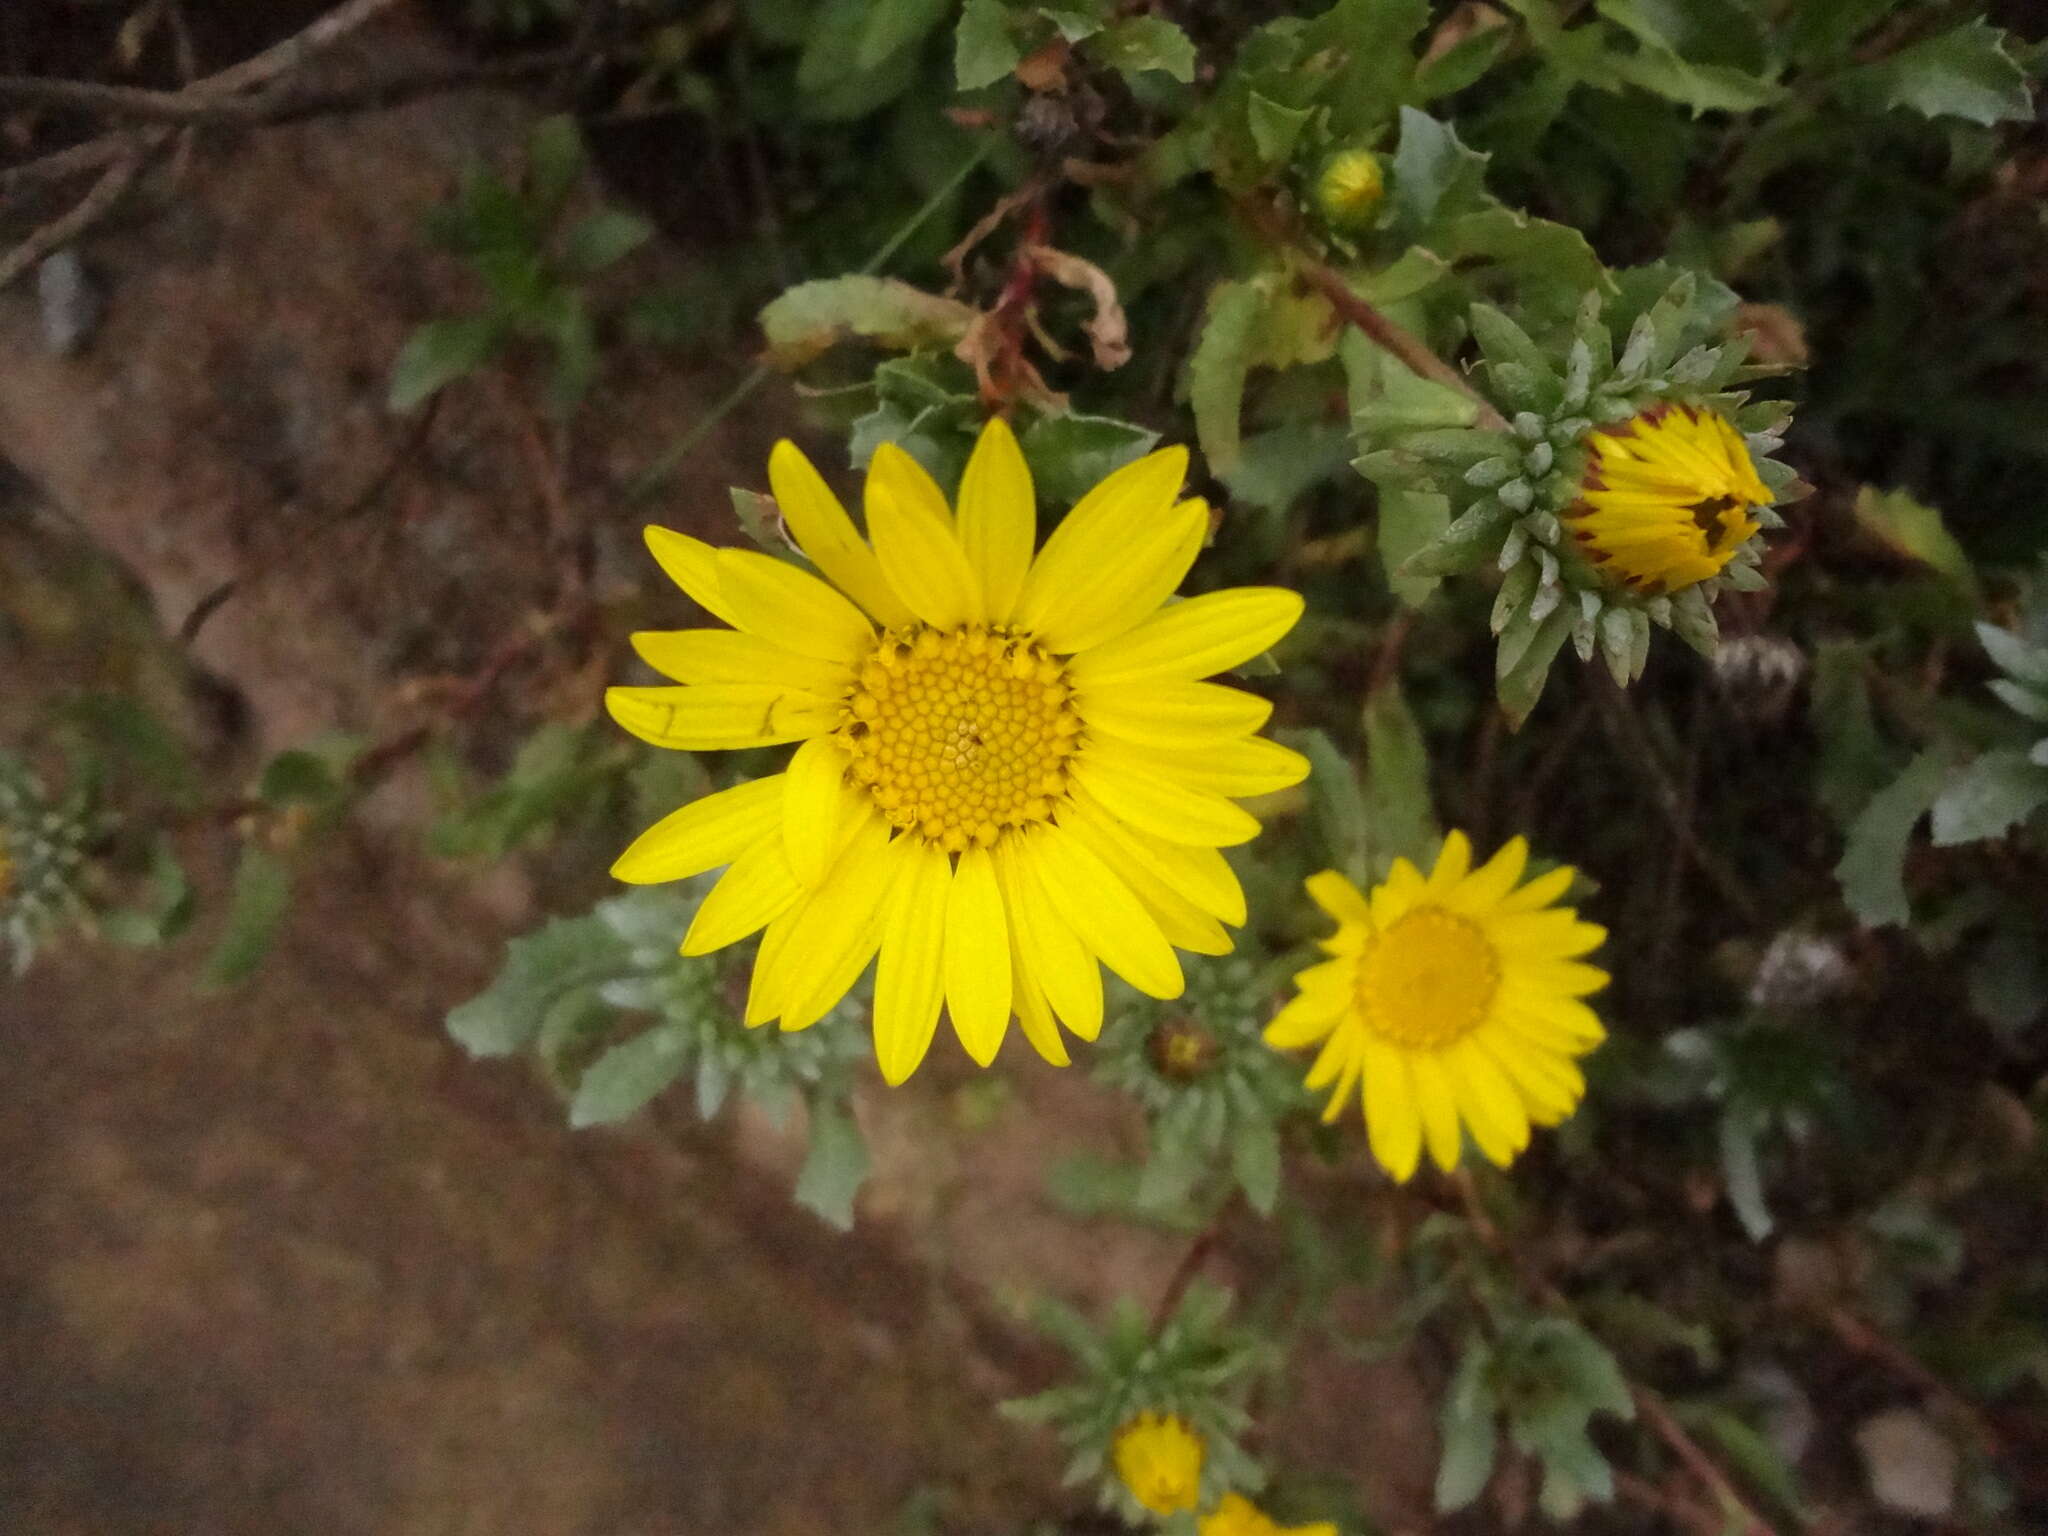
1264,832,1609,1181
1199,1492,1337,1536
1113,1411,1205,1515
1568,403,1772,594
608,419,1306,1084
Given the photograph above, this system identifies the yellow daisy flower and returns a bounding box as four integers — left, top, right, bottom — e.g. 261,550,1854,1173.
1113,1411,1205,1515
1264,832,1608,1182
1200,1492,1338,1536
608,419,1307,1084
1568,403,1772,594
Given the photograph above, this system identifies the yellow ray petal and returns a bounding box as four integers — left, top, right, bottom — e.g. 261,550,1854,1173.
996,834,1103,1040
605,684,840,751
1014,447,1188,639
1015,487,1204,655
873,837,952,1084
955,416,1036,622
682,832,803,955
1448,834,1528,913
1145,837,1247,926
1069,751,1261,847
1408,1051,1466,1173
782,735,855,886
1305,869,1372,927
1450,1037,1531,1165
1060,794,1233,955
611,774,785,884
630,629,852,697
945,844,1013,1066
866,442,982,627
1028,827,1183,999
1091,733,1308,798
1362,1035,1424,1182
1010,960,1071,1067
1069,586,1304,688
778,817,900,1030
643,526,743,628
1076,679,1273,750
766,439,914,626
713,546,875,665
1262,987,1346,1050
1427,829,1472,892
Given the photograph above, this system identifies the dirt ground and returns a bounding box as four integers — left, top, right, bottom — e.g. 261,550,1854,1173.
0,14,1433,1533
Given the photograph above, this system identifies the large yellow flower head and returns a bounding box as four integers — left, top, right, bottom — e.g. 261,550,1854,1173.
608,420,1306,1084
1568,403,1772,595
1264,832,1608,1182
1200,1492,1337,1536
1112,1411,1205,1515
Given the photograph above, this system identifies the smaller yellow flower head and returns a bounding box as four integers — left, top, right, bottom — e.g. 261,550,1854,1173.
1200,1492,1339,1536
1113,1411,1205,1515
1265,832,1609,1182
1568,403,1772,595
1314,149,1385,229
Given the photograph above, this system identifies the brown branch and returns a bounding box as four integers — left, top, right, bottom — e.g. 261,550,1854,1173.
1824,1306,2003,1458
0,147,147,290
178,396,442,646
1149,1195,1239,1333
1237,196,1509,432
1449,1174,1782,1536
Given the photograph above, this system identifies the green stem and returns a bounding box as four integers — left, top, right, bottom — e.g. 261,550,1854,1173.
631,136,997,499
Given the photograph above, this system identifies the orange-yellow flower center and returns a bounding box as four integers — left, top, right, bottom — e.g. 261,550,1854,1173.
1568,403,1771,594
1355,906,1500,1050
837,624,1082,853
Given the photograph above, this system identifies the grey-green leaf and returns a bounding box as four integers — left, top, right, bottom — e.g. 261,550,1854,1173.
1930,749,2048,847
795,1098,871,1230
1835,749,1949,927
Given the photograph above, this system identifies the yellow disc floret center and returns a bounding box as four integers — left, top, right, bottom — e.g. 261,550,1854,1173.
1355,905,1500,1050
838,625,1081,852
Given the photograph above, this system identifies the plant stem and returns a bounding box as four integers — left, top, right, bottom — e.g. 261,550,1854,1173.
631,137,998,499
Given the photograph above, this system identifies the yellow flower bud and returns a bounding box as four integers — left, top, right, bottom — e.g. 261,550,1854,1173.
1314,149,1385,229
1112,1411,1205,1515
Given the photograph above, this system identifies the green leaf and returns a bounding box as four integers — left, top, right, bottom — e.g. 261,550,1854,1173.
759,276,978,369
1412,22,1512,101
1362,681,1436,874
1230,1120,1282,1216
1437,1337,1499,1511
1978,622,2048,690
857,0,954,71
202,845,292,987
1441,206,1608,297
1852,486,1978,599
1294,728,1370,881
955,0,1022,89
1496,605,1573,728
1845,19,2031,126
387,314,504,412
1836,749,1949,927
1020,412,1160,506
525,113,584,220
447,912,628,1057
1247,91,1314,163
1930,749,2048,847
100,837,196,948
1219,423,1353,513
1810,641,1891,828
1387,107,1490,238
795,1098,871,1229
1091,16,1196,83
570,1023,692,1128
559,209,654,275
1187,279,1266,476
1378,488,1451,606
1692,1405,1808,1519
1606,44,1784,115
1595,0,1767,72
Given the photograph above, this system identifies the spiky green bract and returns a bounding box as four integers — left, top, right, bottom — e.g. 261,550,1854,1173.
1094,956,1310,1216
587,883,868,1120
1356,270,1805,724
1004,1283,1271,1527
0,754,95,973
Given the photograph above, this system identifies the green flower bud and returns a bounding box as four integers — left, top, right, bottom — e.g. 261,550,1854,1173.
1313,148,1385,229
